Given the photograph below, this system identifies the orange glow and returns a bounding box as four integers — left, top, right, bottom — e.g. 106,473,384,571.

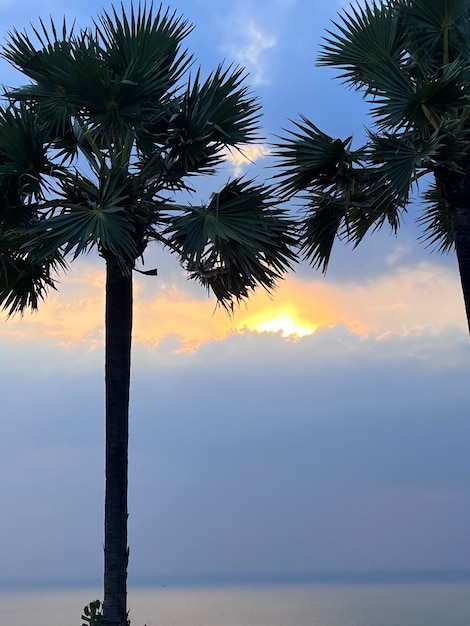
223,143,271,176
0,260,466,352
242,312,317,337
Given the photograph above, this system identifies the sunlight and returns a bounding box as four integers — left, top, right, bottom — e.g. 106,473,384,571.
240,311,318,338
2,264,465,352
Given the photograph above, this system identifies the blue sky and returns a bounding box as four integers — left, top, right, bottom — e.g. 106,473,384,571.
1,0,470,590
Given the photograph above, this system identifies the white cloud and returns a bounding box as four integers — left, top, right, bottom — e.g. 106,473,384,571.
385,244,412,266
223,18,276,85
223,143,272,176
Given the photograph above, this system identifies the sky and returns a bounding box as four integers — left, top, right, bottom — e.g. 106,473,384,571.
1,0,470,591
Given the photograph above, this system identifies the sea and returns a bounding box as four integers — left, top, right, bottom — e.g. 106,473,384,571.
1,581,470,626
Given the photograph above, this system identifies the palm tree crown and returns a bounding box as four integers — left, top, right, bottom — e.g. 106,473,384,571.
0,3,295,314
275,0,470,330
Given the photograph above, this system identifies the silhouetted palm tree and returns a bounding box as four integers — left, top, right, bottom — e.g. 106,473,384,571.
276,0,470,332
0,5,295,624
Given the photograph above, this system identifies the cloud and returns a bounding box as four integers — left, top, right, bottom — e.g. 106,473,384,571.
2,317,470,585
2,263,105,349
223,143,271,176
324,261,466,336
222,18,276,85
1,259,465,354
385,244,413,267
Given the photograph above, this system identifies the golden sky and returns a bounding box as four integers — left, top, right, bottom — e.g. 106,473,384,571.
2,259,465,352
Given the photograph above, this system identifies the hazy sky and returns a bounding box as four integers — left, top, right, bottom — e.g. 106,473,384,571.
1,0,470,590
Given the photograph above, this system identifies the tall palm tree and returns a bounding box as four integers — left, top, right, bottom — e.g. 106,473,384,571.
275,0,470,333
0,5,295,625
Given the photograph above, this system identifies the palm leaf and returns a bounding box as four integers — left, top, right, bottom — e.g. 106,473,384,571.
2,17,77,84
0,245,66,316
136,65,261,185
418,182,454,253
370,57,470,130
24,166,137,264
299,194,346,271
165,178,296,308
1,2,297,316
0,104,53,201
344,176,404,244
96,3,192,99
366,130,441,202
3,5,193,142
318,1,405,90
25,206,136,262
273,116,359,197
297,166,404,271
317,1,470,132
399,0,470,68
183,64,261,146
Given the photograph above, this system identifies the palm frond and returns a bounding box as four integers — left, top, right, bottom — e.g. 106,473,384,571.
96,3,193,99
273,116,360,197
136,65,261,185
297,166,404,271
318,1,405,90
3,4,194,142
275,0,470,295
366,129,441,202
399,0,470,68
2,17,77,84
24,166,137,264
165,178,296,309
418,182,454,252
317,1,470,132
344,175,404,243
182,64,261,146
299,194,346,271
369,57,470,131
0,104,53,202
0,245,66,316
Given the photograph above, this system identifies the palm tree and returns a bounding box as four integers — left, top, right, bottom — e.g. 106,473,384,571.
275,0,470,333
0,5,295,625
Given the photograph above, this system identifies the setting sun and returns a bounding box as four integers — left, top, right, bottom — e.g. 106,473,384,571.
239,311,318,338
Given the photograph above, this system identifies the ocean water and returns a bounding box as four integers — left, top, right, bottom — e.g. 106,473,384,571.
1,582,469,626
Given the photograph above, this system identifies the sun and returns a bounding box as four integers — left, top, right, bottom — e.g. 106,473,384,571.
239,310,318,338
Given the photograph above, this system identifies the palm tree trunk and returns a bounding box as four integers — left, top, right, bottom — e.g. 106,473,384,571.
451,207,470,335
103,254,133,626
434,166,470,335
